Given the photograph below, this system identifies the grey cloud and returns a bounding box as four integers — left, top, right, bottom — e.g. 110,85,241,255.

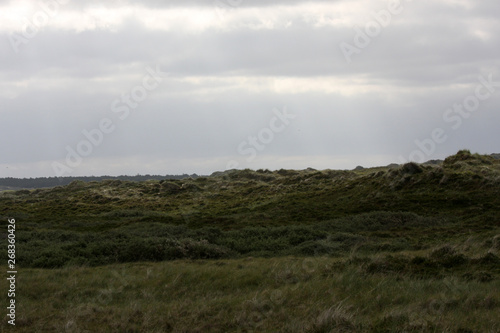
1,0,499,177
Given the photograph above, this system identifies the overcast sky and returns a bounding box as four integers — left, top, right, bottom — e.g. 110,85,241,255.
1,0,499,177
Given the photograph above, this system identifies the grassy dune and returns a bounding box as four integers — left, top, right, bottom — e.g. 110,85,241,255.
1,150,499,332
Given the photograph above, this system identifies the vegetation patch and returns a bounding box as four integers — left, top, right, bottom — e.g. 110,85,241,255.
1,151,499,331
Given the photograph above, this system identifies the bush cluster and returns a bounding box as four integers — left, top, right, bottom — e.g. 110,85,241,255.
17,211,444,268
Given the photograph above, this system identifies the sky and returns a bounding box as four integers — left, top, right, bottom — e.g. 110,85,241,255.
0,0,499,177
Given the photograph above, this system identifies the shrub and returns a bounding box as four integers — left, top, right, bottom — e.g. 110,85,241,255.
400,162,423,175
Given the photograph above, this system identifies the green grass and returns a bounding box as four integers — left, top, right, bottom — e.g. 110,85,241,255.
13,211,468,268
5,255,499,332
1,150,499,331
3,152,499,231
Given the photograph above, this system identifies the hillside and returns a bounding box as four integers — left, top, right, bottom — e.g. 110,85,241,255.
1,150,499,332
1,149,499,267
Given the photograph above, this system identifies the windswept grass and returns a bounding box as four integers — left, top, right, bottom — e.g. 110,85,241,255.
5,255,499,332
1,151,499,331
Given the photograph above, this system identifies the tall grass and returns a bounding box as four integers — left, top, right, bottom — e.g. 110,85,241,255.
7,256,499,332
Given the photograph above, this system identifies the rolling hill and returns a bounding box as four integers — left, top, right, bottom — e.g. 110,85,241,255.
1,150,499,332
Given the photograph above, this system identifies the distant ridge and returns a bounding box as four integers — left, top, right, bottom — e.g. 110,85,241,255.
0,174,198,191
424,153,500,165
2,152,498,190
423,159,444,165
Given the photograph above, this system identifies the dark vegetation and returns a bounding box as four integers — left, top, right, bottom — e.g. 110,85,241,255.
1,150,499,270
1,150,499,332
0,173,198,190
2,152,497,191
14,212,448,267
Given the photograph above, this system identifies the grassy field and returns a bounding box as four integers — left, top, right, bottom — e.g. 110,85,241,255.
1,150,499,332
9,253,500,332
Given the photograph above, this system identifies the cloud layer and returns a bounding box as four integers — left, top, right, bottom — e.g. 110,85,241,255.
1,0,499,177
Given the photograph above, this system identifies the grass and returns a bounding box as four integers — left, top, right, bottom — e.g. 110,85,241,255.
5,255,499,332
12,211,465,268
3,152,499,230
0,150,499,331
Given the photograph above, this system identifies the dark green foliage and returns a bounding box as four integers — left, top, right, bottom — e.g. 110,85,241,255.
1,151,499,276
363,248,500,279
444,149,495,167
0,174,198,190
11,211,449,268
12,211,499,276
400,162,423,175
3,150,500,333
